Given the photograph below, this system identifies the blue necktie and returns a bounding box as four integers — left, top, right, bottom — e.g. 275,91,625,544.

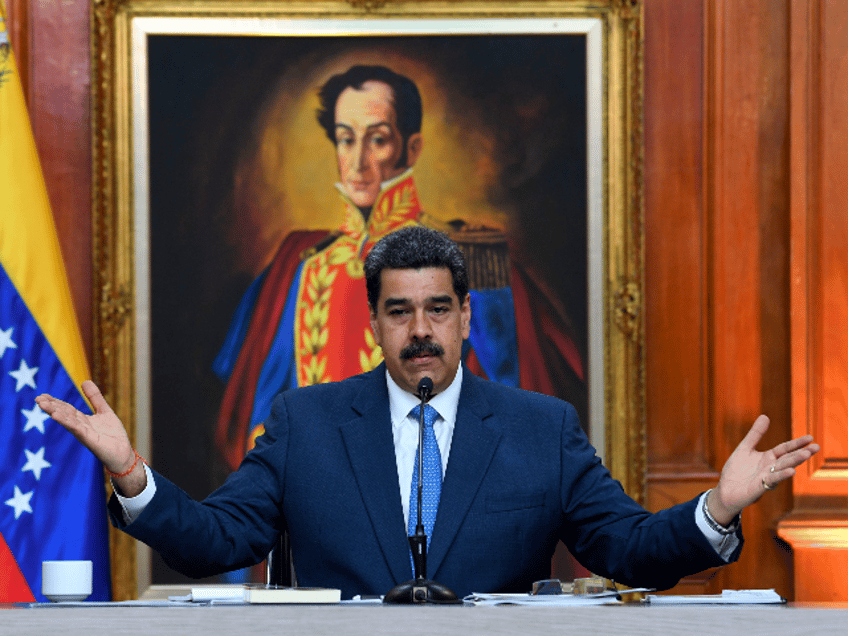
408,404,442,559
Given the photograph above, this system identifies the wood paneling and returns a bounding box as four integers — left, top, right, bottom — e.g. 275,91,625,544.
10,0,93,355
705,0,794,597
645,0,794,596
790,0,848,492
644,0,709,475
777,0,848,602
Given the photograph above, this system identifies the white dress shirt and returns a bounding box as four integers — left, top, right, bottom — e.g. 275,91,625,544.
387,366,463,529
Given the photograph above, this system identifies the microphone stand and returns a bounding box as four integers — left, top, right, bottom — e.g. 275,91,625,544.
384,378,460,604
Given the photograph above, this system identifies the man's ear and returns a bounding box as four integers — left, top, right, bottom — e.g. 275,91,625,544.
460,293,471,339
369,305,382,346
405,133,423,168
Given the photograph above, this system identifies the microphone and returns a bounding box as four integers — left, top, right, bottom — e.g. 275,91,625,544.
417,376,433,401
409,378,433,581
383,378,460,604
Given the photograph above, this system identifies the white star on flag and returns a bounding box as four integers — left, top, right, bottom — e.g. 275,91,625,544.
22,447,52,481
21,404,51,434
0,326,17,359
4,485,34,520
9,359,38,392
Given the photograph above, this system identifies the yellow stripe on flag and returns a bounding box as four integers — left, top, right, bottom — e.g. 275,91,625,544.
0,2,91,388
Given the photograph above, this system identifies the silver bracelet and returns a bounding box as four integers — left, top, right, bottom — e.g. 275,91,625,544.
702,490,740,536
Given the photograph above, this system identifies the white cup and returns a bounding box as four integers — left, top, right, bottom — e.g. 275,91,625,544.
41,560,93,602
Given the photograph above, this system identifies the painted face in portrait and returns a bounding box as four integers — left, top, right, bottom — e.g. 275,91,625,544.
334,80,422,209
369,266,471,396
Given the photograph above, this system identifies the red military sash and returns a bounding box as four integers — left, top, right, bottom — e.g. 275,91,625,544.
294,173,423,386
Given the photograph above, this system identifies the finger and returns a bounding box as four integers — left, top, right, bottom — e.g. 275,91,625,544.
80,380,114,416
766,466,796,488
35,395,85,436
772,435,817,459
775,444,820,470
736,414,771,452
35,394,69,416
763,445,820,491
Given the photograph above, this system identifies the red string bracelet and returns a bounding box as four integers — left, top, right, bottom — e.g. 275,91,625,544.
105,449,145,479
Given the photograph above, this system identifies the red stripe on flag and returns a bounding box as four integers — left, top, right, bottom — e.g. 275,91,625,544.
0,532,35,602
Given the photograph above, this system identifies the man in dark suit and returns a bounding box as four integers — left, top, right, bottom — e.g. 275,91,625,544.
37,227,818,600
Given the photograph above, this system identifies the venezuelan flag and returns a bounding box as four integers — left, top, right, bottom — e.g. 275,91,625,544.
0,3,110,602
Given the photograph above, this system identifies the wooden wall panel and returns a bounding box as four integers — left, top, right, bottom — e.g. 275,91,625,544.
815,0,848,477
6,0,93,354
793,0,848,490
646,0,794,596
643,0,724,595
705,0,794,597
644,0,709,472
778,0,848,602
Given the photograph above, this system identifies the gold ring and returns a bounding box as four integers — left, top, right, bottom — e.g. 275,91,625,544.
762,477,776,491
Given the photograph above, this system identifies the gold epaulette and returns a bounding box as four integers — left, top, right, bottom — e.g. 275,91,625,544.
299,231,341,261
419,214,512,290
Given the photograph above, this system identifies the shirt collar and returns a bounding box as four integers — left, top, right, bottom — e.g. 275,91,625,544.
385,364,463,426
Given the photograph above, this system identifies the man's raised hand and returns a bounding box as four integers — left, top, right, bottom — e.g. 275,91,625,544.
36,380,147,496
707,415,819,526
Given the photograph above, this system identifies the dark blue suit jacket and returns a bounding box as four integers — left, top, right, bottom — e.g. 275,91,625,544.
110,364,739,599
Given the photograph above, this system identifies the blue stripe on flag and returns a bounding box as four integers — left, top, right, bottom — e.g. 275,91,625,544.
0,262,111,602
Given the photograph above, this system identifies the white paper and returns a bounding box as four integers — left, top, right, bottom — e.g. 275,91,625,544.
168,586,245,603
647,589,785,605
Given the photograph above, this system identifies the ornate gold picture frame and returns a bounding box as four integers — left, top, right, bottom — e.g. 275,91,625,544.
91,0,644,600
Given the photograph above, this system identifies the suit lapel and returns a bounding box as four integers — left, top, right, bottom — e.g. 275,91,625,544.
427,371,501,578
338,366,411,585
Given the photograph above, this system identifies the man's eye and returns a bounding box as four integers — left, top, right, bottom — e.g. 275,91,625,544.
431,306,448,314
389,308,408,316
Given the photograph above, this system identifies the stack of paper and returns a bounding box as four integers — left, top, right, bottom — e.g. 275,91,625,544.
464,589,653,606
168,586,244,604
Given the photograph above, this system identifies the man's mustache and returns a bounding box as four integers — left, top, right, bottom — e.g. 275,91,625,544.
400,341,445,360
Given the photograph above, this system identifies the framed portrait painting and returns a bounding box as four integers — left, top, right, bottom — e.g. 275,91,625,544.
92,0,644,599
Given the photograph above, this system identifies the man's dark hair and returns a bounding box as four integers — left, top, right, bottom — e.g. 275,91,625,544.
316,65,423,168
364,226,469,310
